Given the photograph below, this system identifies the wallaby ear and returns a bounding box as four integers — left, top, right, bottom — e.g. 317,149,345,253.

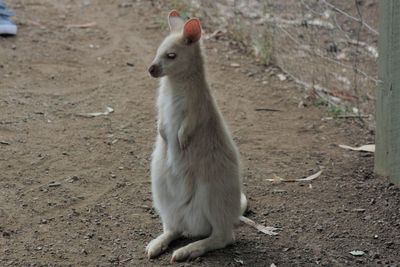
168,10,185,32
183,18,202,44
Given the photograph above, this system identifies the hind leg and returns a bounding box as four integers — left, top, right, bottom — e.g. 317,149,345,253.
171,228,234,262
171,174,241,262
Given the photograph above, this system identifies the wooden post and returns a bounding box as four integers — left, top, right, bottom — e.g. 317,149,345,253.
375,1,400,185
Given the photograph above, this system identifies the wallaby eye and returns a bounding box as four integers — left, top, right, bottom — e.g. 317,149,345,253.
166,53,177,59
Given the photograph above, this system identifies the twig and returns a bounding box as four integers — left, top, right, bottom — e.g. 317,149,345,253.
275,25,379,84
300,0,325,17
340,39,378,58
321,0,378,35
255,108,281,112
301,0,378,59
352,0,365,126
119,257,133,264
317,51,378,84
0,141,10,145
337,114,370,119
258,16,334,30
279,65,341,107
67,21,97,28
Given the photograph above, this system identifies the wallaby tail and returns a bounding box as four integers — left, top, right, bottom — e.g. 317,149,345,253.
240,192,247,215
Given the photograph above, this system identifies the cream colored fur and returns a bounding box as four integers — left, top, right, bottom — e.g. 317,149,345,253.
146,13,247,262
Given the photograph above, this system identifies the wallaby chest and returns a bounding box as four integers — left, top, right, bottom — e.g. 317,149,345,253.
159,87,187,133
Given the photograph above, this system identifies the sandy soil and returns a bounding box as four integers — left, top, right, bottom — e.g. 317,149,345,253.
0,1,399,266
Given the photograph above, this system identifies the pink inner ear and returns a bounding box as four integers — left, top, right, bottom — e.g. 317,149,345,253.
183,19,202,43
169,10,180,18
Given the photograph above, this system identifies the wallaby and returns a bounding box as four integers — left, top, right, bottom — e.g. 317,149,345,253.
146,10,247,262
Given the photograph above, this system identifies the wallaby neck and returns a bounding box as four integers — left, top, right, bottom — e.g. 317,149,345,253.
167,69,206,88
164,69,209,97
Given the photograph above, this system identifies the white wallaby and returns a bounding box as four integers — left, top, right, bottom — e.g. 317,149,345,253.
146,10,247,262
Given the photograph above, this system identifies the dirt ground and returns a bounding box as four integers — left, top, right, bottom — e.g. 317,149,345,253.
1,1,399,266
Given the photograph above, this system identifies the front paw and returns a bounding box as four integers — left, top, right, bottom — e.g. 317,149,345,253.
146,238,168,259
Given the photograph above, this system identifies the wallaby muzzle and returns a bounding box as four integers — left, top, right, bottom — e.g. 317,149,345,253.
148,64,162,78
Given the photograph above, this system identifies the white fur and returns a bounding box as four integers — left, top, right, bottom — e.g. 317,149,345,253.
146,15,247,262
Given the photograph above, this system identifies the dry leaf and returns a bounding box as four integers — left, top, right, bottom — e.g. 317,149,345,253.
350,250,365,256
234,259,244,265
339,144,375,153
77,107,114,118
266,170,322,182
67,21,97,28
240,216,280,236
296,170,323,181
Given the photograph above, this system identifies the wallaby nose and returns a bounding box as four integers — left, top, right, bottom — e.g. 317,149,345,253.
148,64,159,77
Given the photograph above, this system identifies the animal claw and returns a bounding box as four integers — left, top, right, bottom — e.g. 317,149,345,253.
179,140,189,151
181,144,188,151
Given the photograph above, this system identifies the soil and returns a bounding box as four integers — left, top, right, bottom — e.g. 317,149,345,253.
1,1,399,266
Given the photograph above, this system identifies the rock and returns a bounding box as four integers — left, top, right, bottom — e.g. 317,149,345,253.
277,73,287,81
2,231,11,238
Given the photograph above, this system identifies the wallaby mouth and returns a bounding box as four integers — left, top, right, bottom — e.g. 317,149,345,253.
148,64,163,78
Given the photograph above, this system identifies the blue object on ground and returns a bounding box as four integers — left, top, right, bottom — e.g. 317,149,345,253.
0,1,17,35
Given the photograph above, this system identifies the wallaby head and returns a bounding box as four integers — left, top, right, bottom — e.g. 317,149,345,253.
148,10,203,78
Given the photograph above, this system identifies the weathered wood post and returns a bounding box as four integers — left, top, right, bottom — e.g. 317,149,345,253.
375,1,400,185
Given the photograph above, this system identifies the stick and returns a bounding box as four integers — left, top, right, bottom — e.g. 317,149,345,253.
67,22,97,28
255,108,281,112
239,216,280,236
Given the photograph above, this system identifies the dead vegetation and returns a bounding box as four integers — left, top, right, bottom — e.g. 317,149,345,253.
161,0,378,127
